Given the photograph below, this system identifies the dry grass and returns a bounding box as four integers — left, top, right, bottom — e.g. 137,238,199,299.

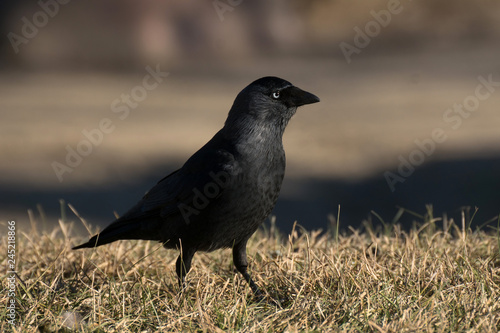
1,208,500,332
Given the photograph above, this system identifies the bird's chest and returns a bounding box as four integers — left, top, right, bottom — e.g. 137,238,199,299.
255,152,285,192
238,144,285,203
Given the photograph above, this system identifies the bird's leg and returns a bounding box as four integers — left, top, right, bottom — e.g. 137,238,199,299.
176,247,195,289
233,240,263,297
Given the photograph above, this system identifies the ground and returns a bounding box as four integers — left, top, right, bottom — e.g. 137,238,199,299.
1,207,499,332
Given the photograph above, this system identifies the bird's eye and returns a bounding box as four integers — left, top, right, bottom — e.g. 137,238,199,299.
271,91,280,99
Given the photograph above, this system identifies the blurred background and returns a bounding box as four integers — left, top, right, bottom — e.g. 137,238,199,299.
1,0,500,234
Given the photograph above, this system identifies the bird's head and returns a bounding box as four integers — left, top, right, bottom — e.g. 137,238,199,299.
225,76,320,137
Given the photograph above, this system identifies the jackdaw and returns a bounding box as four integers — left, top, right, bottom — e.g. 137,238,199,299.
73,76,320,296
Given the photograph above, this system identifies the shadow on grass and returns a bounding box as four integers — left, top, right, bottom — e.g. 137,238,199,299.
2,155,500,234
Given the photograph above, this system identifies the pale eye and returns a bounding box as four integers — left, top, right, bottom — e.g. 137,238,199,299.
271,91,280,99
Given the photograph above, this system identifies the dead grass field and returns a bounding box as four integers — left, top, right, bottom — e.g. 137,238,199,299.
1,206,499,332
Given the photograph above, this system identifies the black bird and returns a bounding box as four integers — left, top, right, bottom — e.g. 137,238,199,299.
73,77,319,296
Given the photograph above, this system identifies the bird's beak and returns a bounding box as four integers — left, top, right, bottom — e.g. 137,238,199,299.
287,86,320,107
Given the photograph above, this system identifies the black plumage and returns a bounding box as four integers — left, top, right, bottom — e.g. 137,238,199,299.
73,76,320,295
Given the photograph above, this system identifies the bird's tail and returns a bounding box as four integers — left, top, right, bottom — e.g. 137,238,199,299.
72,233,109,250
72,216,161,250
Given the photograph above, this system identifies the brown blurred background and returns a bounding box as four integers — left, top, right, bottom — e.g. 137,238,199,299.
1,0,500,233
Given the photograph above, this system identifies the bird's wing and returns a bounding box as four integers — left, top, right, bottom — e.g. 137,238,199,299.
72,134,240,248
125,145,241,221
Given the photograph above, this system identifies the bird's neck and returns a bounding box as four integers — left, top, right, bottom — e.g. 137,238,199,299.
222,114,288,146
